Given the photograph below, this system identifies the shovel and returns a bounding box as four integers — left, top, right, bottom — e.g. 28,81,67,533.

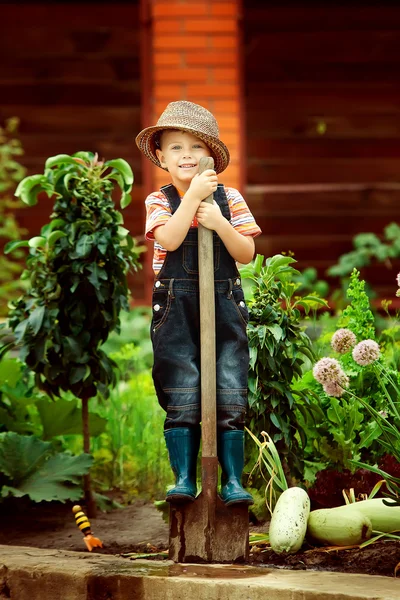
168,156,249,563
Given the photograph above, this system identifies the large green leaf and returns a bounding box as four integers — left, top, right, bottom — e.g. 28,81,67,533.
45,154,85,170
0,358,21,387
1,451,93,503
104,159,134,186
0,432,52,480
4,240,30,254
36,397,107,439
15,175,53,206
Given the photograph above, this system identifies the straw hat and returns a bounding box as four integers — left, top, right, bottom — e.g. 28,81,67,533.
135,101,230,174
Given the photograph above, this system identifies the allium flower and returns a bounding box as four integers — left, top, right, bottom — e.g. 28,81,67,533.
313,357,344,385
397,272,400,288
352,340,380,366
323,372,349,398
331,328,357,354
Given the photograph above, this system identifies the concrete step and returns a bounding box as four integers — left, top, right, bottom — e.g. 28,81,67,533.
1,545,399,600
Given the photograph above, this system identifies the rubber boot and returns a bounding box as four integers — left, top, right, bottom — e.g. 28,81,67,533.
218,430,254,506
164,427,199,503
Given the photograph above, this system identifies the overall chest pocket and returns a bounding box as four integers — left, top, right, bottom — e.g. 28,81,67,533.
151,288,172,333
183,239,220,274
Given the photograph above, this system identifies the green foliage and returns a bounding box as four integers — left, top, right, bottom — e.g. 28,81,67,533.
6,151,143,400
78,344,172,501
327,223,400,278
338,269,376,341
241,254,328,478
292,266,330,298
296,270,399,474
36,397,106,440
0,432,92,502
0,118,28,316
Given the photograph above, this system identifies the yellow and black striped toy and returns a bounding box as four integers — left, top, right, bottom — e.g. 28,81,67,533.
72,505,103,552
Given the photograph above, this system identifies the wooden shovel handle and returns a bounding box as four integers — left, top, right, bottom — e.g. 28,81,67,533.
198,156,217,458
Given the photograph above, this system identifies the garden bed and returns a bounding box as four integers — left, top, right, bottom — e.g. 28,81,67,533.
0,498,398,578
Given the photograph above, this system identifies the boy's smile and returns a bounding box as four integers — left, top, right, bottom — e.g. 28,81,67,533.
156,130,211,191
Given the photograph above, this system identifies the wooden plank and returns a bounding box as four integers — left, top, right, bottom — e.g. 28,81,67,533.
246,138,400,160
245,6,400,32
0,57,140,83
254,215,398,237
0,106,141,134
246,61,400,84
0,28,140,56
247,159,400,185
16,133,143,166
245,187,400,214
0,83,141,105
245,84,400,114
245,112,400,139
1,4,140,27
246,31,400,63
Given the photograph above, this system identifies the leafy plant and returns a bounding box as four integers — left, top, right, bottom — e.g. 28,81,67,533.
293,269,391,475
0,117,28,315
0,432,92,502
5,151,143,515
327,222,400,279
240,254,328,480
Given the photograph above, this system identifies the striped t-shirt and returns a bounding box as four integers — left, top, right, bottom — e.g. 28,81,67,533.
145,187,262,274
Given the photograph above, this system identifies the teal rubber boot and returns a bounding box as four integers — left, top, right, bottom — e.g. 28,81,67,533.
218,430,254,506
164,427,199,503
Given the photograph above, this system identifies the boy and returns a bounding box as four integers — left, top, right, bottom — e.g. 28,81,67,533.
136,101,261,506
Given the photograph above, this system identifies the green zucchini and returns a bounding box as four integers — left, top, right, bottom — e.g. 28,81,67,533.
307,507,372,546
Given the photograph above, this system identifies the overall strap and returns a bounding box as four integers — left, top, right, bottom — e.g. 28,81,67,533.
160,183,231,221
214,184,231,221
160,184,181,214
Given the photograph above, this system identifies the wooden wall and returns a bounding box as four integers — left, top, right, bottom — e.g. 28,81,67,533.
0,3,146,302
244,3,400,299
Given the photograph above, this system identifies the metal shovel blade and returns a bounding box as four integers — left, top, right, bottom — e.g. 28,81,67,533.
169,458,249,563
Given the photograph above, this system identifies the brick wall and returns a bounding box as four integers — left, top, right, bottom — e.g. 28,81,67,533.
148,0,244,193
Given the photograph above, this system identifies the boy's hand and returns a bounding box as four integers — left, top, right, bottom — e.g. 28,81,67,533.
187,169,218,202
196,200,224,231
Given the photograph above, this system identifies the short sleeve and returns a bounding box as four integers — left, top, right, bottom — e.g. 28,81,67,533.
145,192,172,241
225,187,262,238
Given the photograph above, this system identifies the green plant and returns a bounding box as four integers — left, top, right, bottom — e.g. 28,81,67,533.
240,254,328,480
327,223,400,279
0,117,28,315
0,432,92,502
76,344,172,501
5,151,143,515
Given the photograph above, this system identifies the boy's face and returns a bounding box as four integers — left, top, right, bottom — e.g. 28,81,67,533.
155,130,211,191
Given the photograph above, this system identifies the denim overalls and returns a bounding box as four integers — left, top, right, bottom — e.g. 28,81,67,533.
150,183,250,432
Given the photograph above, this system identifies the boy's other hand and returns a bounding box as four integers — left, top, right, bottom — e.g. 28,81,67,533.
196,200,224,231
187,169,218,202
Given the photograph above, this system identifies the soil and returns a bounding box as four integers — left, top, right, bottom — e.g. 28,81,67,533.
0,498,399,578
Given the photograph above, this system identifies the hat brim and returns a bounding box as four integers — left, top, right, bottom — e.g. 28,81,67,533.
135,125,230,174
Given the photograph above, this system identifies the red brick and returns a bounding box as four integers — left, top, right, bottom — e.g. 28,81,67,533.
156,84,185,99
153,3,208,18
154,52,183,67
211,3,239,17
154,35,209,50
187,83,239,97
213,100,240,113
211,36,237,49
212,67,238,83
216,115,239,130
185,49,237,66
184,19,237,33
154,19,182,36
154,66,209,83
